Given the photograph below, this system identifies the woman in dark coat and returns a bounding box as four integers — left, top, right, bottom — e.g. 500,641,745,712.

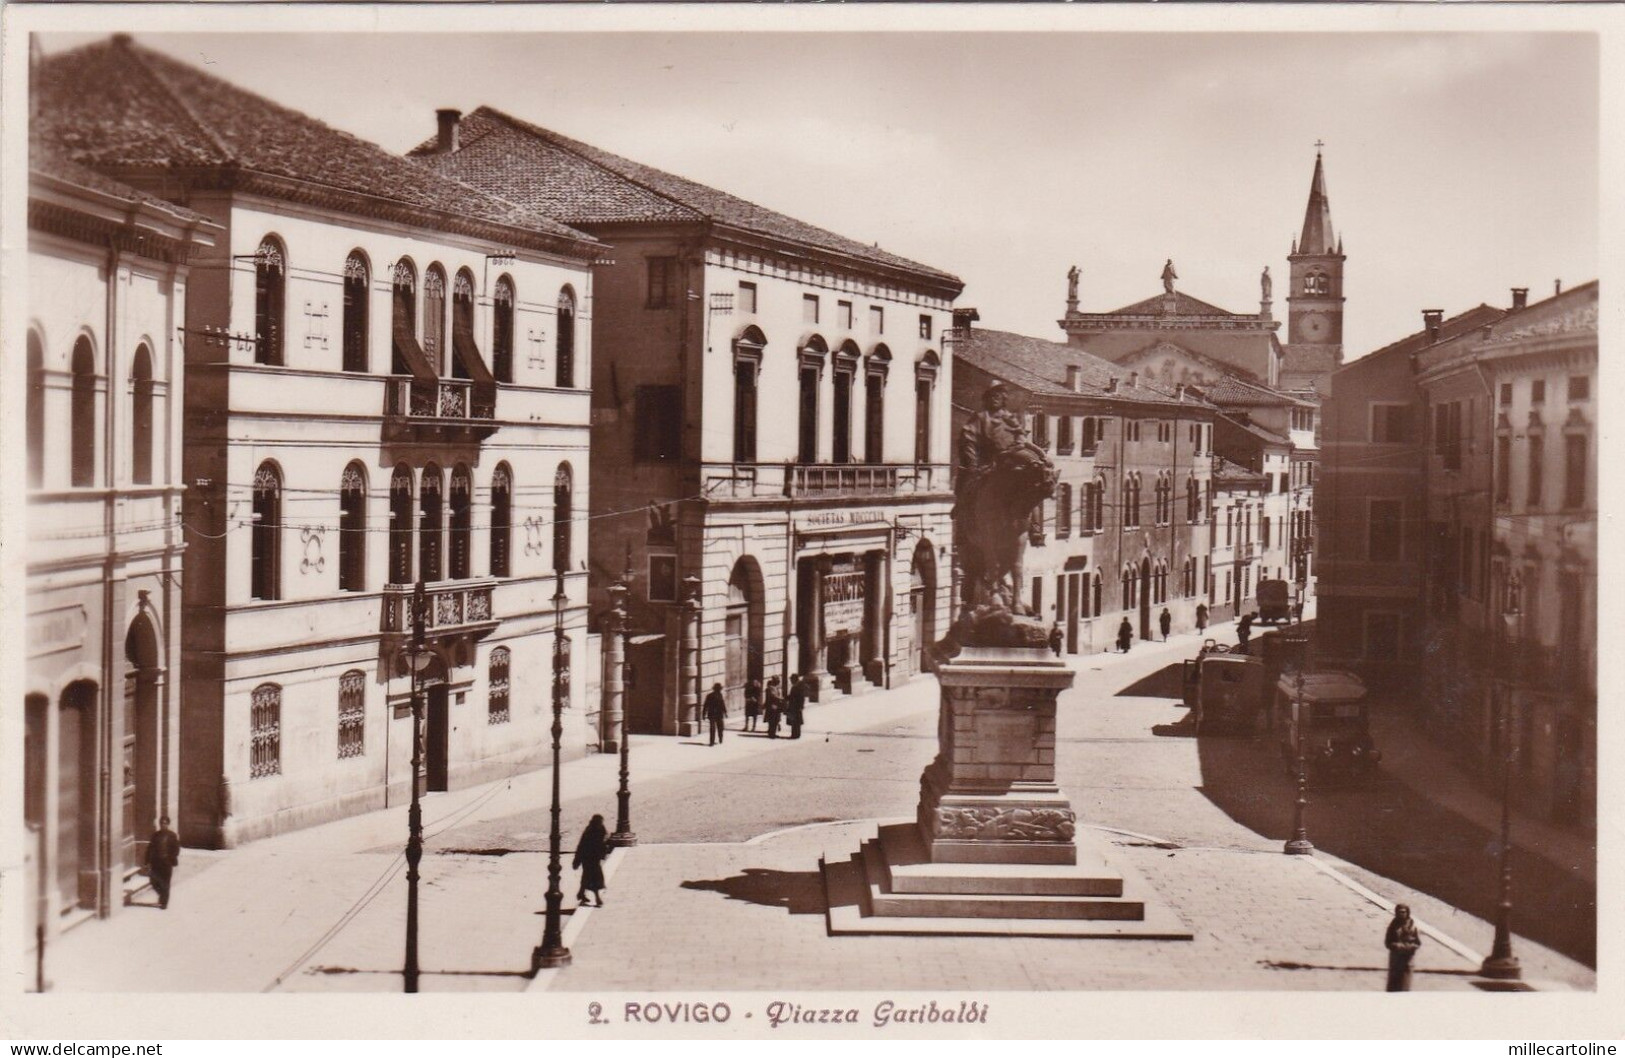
744,678,763,732
1385,903,1421,991
784,676,807,739
764,676,784,739
1116,617,1134,653
573,814,611,907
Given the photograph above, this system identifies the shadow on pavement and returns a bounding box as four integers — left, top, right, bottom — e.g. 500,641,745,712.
680,868,828,915
1194,731,1596,967
1114,663,1187,700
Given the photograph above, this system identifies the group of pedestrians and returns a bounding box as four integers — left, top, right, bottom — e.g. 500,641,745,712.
703,673,808,745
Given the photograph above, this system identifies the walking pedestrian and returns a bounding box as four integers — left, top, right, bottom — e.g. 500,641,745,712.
573,814,611,907
765,676,785,739
1195,602,1209,634
744,677,762,733
1384,904,1421,991
1159,607,1172,642
1116,616,1133,654
703,683,727,746
785,674,807,739
145,815,180,910
1048,622,1064,657
1237,612,1255,654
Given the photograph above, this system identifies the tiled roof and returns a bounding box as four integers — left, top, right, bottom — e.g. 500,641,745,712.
1213,456,1265,484
954,327,1215,409
1099,290,1241,318
1194,373,1312,408
1218,413,1290,447
1477,281,1597,347
1354,304,1506,370
409,107,961,289
31,138,215,227
34,36,600,252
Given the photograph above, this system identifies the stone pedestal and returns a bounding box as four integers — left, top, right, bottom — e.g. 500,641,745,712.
821,645,1192,940
917,647,1078,865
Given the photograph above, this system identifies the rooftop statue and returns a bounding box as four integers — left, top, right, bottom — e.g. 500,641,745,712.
1161,259,1178,295
1066,264,1080,304
948,383,1059,650
1261,265,1273,301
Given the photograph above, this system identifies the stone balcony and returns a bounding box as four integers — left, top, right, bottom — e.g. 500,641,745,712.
701,462,950,502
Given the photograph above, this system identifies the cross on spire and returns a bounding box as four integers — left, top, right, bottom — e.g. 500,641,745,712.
1314,139,1325,153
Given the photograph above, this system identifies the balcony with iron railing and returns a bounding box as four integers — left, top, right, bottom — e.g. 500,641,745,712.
383,376,498,444
700,461,951,502
380,577,500,644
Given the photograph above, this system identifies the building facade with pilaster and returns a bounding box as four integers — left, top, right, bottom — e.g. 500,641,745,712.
411,107,962,735
36,37,604,847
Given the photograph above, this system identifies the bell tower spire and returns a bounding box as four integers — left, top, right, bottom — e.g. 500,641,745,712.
1285,143,1345,395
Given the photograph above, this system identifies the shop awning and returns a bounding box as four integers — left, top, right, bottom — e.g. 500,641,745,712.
391,296,437,383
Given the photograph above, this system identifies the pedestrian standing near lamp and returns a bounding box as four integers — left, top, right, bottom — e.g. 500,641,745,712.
1385,904,1421,991
146,815,180,910
1117,616,1134,654
703,683,727,746
764,676,784,739
1048,622,1064,657
744,677,762,733
573,814,611,907
1160,607,1172,642
1195,602,1209,635
785,674,807,739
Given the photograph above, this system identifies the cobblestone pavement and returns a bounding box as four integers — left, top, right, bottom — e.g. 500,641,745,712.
43,611,1596,993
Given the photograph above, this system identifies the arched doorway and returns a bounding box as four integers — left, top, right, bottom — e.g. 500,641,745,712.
58,680,98,912
124,616,162,873
911,541,937,674
725,558,765,711
420,655,450,793
1139,557,1152,642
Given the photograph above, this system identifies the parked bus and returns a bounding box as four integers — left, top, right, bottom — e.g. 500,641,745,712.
1273,670,1382,783
1182,642,1266,734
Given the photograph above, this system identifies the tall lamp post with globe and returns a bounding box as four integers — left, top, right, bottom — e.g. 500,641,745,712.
1480,571,1524,980
402,580,433,993
531,571,573,973
608,561,637,849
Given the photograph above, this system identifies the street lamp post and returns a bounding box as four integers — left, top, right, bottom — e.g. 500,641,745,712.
1284,666,1314,855
1481,577,1523,980
679,573,701,737
607,571,637,848
532,571,573,972
402,580,432,993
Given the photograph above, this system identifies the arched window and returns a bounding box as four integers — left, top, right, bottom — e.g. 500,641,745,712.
339,462,367,592
449,465,472,579
71,337,96,487
864,345,890,463
555,287,576,388
337,670,365,759
1091,570,1103,618
423,265,447,375
250,683,282,777
733,328,765,464
251,462,282,600
553,463,573,572
343,251,369,373
419,464,444,582
488,647,511,725
131,344,154,485
389,465,414,584
492,275,515,384
28,331,46,488
391,261,417,376
490,464,512,578
451,270,476,380
254,237,286,366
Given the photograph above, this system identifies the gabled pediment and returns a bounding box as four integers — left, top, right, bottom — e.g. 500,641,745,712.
1115,341,1237,388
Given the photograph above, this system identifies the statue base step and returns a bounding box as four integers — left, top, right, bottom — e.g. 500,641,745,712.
821,825,1192,939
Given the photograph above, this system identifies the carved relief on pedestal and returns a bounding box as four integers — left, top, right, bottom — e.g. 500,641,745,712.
929,805,1076,843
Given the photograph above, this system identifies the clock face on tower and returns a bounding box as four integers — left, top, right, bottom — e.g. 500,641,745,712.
1299,312,1331,343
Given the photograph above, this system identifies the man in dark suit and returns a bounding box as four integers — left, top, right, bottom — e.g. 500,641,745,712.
785,675,807,740
146,816,180,910
703,683,727,746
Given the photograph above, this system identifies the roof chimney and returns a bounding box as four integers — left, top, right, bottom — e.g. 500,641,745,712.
1175,382,1186,400
435,109,462,154
1555,279,1563,296
1065,365,1084,392
1510,288,1529,311
112,32,134,46
1128,371,1138,388
1421,309,1444,342
951,307,980,337
1106,377,1119,394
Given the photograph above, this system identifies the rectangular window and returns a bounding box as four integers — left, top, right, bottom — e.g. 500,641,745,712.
487,650,511,726
1262,516,1271,548
634,385,682,462
914,378,932,463
733,361,758,463
1569,375,1590,402
1057,415,1074,454
803,294,820,325
1499,383,1512,406
647,554,678,603
1526,433,1543,509
1032,577,1043,616
1368,498,1403,562
864,372,884,463
832,369,853,464
919,314,933,340
1530,379,1545,405
250,685,281,779
838,301,853,330
738,282,757,314
1370,402,1413,443
870,305,884,334
1564,433,1587,508
1495,435,1512,503
799,366,820,463
646,256,677,309
338,673,365,759
1032,413,1050,449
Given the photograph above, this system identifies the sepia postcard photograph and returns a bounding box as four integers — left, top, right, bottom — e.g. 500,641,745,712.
0,1,1617,1043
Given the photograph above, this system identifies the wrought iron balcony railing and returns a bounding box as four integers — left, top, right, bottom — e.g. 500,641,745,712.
380,579,499,641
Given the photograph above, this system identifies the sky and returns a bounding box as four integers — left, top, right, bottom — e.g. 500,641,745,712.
37,29,1599,360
